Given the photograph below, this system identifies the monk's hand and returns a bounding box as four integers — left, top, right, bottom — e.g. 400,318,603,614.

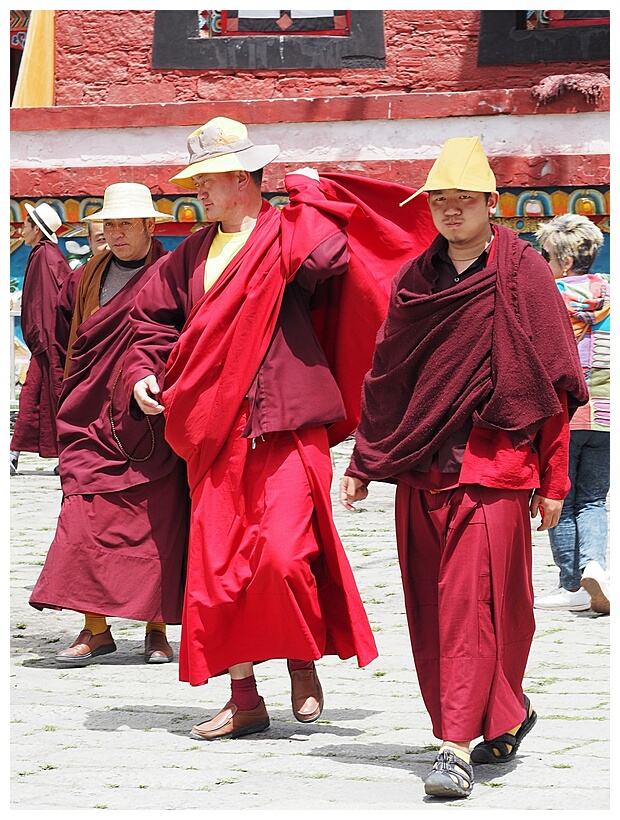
339,476,369,511
530,492,563,532
294,167,320,181
133,375,165,415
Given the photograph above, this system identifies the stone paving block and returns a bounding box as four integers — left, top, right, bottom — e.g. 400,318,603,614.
10,445,610,811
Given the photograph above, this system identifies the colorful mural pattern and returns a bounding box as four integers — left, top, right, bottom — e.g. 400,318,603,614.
10,10,30,49
9,186,611,396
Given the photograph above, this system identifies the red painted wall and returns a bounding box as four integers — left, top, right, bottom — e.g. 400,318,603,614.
53,10,609,104
11,10,609,197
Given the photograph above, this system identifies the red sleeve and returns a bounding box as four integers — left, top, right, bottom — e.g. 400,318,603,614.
123,245,201,391
49,265,82,417
295,231,349,295
536,388,571,499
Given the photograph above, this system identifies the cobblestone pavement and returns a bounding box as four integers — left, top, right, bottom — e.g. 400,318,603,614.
10,441,610,812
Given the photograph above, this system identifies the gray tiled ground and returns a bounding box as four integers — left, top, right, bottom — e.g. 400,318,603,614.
10,441,610,811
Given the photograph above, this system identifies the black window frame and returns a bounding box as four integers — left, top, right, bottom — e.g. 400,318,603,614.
477,11,609,66
152,10,385,70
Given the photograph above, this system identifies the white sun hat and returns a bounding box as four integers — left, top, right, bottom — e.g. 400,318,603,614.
25,202,63,243
170,117,280,190
82,182,174,222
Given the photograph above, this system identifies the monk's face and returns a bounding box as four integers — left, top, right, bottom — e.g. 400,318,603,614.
102,218,154,262
22,216,42,247
428,189,498,251
191,171,250,228
88,222,109,255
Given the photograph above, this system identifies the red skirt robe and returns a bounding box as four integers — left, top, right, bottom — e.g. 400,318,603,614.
158,181,382,682
395,481,534,742
29,242,189,624
180,407,375,684
123,174,437,682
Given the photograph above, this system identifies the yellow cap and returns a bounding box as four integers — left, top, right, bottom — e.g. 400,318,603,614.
400,136,496,206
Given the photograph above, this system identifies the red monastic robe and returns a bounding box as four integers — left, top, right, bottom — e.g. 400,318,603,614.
11,239,71,457
123,174,437,685
29,240,190,624
348,225,589,742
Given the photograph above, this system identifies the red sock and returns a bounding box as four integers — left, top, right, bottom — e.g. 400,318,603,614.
288,659,314,672
230,675,261,711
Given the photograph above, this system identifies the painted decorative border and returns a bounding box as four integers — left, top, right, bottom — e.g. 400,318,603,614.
9,187,610,245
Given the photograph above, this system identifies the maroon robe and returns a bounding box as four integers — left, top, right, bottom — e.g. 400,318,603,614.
395,482,535,742
348,224,588,742
29,240,189,624
11,239,71,457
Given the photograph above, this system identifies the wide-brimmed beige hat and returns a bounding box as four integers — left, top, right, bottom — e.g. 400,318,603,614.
170,117,280,189
25,202,62,243
400,136,497,206
82,183,174,222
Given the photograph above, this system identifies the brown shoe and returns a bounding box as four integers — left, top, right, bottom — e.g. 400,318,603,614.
289,664,324,723
189,698,270,741
144,630,173,664
55,628,116,664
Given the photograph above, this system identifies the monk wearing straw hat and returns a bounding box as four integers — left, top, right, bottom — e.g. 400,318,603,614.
30,183,190,667
11,202,71,476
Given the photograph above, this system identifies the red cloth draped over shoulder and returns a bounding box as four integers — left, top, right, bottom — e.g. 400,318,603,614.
20,239,71,357
56,239,179,495
349,225,589,482
162,175,358,489
308,173,438,446
12,239,71,457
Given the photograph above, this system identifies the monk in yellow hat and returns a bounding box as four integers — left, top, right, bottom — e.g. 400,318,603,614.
340,136,588,799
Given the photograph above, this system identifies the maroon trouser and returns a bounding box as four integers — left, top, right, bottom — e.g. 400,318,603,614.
395,482,534,742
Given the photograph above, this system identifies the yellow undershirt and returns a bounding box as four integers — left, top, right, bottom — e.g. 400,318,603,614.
204,225,253,293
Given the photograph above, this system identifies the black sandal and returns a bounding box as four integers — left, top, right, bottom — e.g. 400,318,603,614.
470,694,537,764
424,750,474,798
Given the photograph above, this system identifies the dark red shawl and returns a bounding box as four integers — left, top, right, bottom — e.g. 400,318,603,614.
162,173,438,488
56,239,177,495
50,264,84,419
20,239,71,356
348,225,589,481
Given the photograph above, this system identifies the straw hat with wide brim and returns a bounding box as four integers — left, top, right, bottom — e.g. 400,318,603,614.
25,202,63,243
170,117,280,190
400,136,497,206
82,183,174,222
